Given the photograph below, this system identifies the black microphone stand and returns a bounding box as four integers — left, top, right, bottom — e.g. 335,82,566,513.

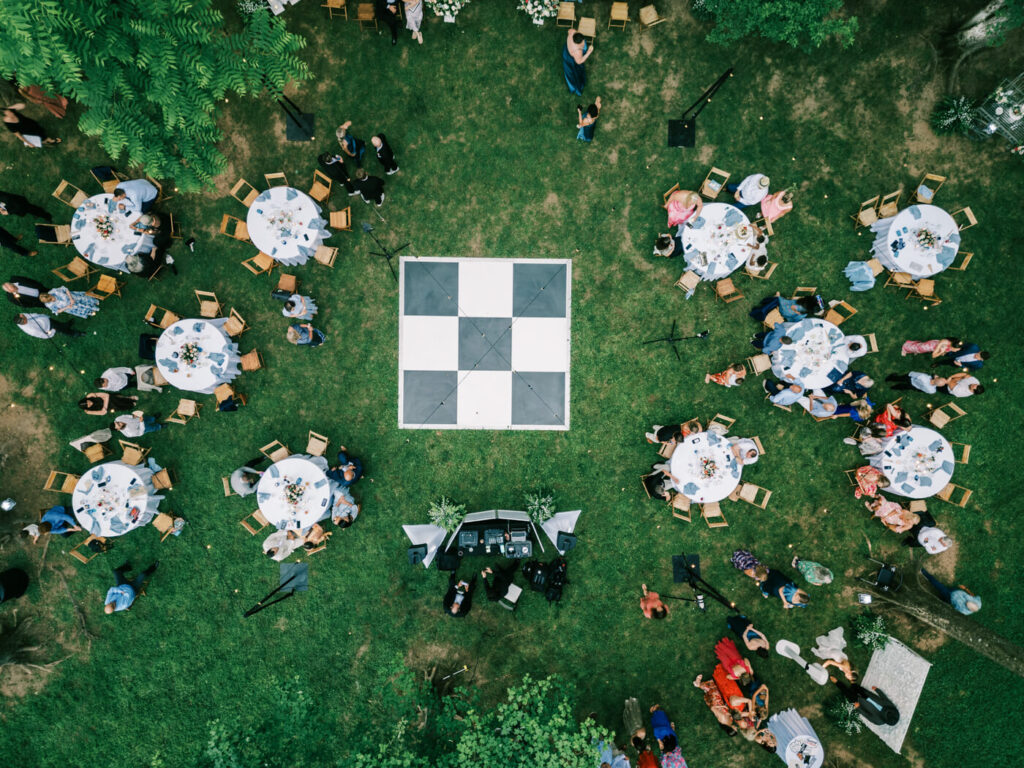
643,320,710,360
361,222,409,283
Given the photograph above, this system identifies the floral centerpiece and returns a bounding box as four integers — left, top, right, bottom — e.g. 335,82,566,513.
913,228,938,249
426,0,470,19
912,450,937,474
518,0,558,23
700,457,718,479
284,480,307,506
94,215,114,239
180,342,202,367
267,208,301,237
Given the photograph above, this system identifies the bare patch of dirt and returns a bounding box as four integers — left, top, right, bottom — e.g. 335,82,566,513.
355,640,371,659
658,72,681,106
830,744,878,768
697,144,716,165
608,147,619,164
0,374,58,532
887,611,948,653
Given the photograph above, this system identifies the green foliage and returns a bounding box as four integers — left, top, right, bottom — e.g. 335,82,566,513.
825,694,863,735
930,95,979,136
524,490,555,525
851,612,890,651
0,0,310,191
695,0,858,50
428,496,466,532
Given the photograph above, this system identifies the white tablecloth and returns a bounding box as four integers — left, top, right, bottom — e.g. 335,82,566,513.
678,202,755,281
246,187,330,266
72,461,161,537
870,426,954,499
155,318,241,394
668,430,742,503
257,455,335,531
870,204,960,279
70,193,145,272
770,318,849,389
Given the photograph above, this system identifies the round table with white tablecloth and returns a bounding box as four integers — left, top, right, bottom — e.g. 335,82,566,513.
155,318,241,394
870,426,954,499
870,204,961,279
69,193,146,272
72,461,162,537
767,709,825,768
246,186,331,266
678,202,757,281
257,455,336,532
668,430,742,503
770,318,849,389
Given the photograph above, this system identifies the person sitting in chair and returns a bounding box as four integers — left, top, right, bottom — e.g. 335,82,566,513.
443,573,477,618
481,562,519,602
330,486,360,528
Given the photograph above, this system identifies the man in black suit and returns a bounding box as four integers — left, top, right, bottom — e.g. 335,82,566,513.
318,152,356,195
3,276,47,307
376,0,400,45
0,227,35,257
371,134,399,175
442,573,477,618
353,169,385,207
0,191,51,221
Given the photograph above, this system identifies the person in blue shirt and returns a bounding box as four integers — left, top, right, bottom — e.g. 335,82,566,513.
648,704,677,747
327,449,363,487
112,179,158,213
749,295,821,324
21,505,81,543
763,379,803,406
921,569,981,615
104,561,159,614
933,343,989,371
825,370,874,398
750,324,791,353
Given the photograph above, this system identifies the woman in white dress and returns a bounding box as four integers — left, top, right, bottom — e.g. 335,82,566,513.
404,0,423,44
281,294,318,321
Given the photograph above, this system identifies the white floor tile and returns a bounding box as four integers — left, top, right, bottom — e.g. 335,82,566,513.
510,317,570,372
457,260,514,318
400,316,459,371
456,371,512,427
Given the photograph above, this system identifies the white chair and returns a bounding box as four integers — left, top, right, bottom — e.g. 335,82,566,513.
499,583,523,611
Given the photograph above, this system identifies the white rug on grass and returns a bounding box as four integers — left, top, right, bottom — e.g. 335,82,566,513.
860,636,932,753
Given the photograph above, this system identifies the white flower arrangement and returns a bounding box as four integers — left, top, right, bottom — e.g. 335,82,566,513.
237,0,268,14
426,0,471,17
518,0,559,21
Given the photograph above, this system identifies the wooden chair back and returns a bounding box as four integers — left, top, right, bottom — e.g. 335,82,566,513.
700,167,730,200
260,440,291,463
169,213,183,240
356,3,377,30
119,440,149,466
662,183,679,205
43,470,79,493
194,290,222,318
70,535,105,563
914,173,946,204
701,502,728,528
52,256,96,282
214,383,236,404
322,0,348,20
37,224,72,245
670,492,691,522
151,469,174,491
791,286,817,298
151,512,175,541
738,482,771,509
937,483,972,508
714,278,744,303
277,273,298,294
639,4,665,27
329,207,352,230
708,413,735,433
86,274,124,300
309,169,332,203
144,304,180,329
240,349,264,371
877,189,901,218
884,271,914,289
926,402,966,429
949,250,972,271
762,307,784,329
83,443,110,462
907,279,941,306
53,180,88,208
745,261,778,281
674,270,700,293
657,442,676,459
852,196,879,228
746,354,771,376
951,206,977,231
609,2,630,29
865,332,879,353
223,307,248,337
230,178,260,207
577,16,597,38
314,245,338,267
220,214,250,242
264,172,289,188
751,436,765,456
556,1,576,27
240,509,270,535
866,258,885,277
222,477,237,497
241,251,275,275
90,166,126,194
824,300,857,326
306,431,330,457
951,442,971,465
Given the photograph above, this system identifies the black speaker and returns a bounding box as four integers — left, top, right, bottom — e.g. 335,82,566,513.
436,552,461,572
556,532,577,552
667,118,696,148
407,545,427,566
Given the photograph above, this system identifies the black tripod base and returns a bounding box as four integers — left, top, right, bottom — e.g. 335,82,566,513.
286,113,315,142
668,118,696,148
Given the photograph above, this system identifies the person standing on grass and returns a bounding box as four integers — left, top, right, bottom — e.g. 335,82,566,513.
4,276,46,307
404,0,423,44
377,0,401,46
0,226,36,257
641,583,669,619
371,134,399,175
336,122,366,167
3,103,61,147
104,562,159,614
353,168,385,207
318,152,356,196
563,28,593,96
112,178,159,213
726,174,770,210
14,312,79,338
0,190,52,220
576,97,601,142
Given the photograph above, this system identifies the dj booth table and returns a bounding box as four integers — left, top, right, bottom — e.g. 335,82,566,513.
444,510,545,560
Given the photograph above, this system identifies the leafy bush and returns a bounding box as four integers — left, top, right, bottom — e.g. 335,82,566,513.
695,0,858,50
428,496,466,532
851,612,889,651
930,95,979,135
826,694,863,735
524,490,555,525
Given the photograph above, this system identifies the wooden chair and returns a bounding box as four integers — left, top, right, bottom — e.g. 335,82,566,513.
609,2,630,29
43,470,79,493
951,442,971,465
877,189,901,218
865,332,879,353
905,279,941,306
914,173,946,204
851,196,879,229
151,513,176,542
86,274,124,300
884,271,915,289
214,383,237,406
144,304,180,330
949,250,972,271
701,502,728,528
90,166,126,194
82,443,110,463
640,473,654,499
264,172,289,188
681,418,702,436
329,207,352,230
675,270,700,293
146,175,172,203
824,300,857,326
322,0,347,19
699,167,730,200
277,273,298,294
220,214,250,242
165,399,201,424
51,256,96,283
151,368,169,387
309,169,332,203
151,469,175,491
578,16,597,39
222,477,237,497
36,223,72,245
714,278,744,303
638,4,665,27
230,178,260,207
70,535,106,563
762,307,784,329
260,440,291,462
791,286,817,298
241,251,275,275
751,215,774,238
951,206,977,231
314,245,338,267
657,442,676,459
670,492,691,523
925,401,966,429
745,261,778,281
556,2,575,27
866,258,885,277
908,499,928,514
240,509,270,536
169,213,183,240
119,440,150,466
240,349,264,372
751,436,765,456
52,180,88,208
356,2,377,30
223,308,248,338
737,482,771,509
662,183,679,205
306,431,330,457
746,354,772,376
936,483,972,508
194,290,222,318
843,468,858,486
708,413,735,433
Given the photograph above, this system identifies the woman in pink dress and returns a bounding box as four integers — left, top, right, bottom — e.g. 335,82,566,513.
705,364,746,388
664,189,702,227
853,465,890,499
759,189,793,223
866,497,919,534
900,338,963,357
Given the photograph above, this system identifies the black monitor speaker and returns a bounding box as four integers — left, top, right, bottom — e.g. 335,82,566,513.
556,532,577,552
407,545,427,566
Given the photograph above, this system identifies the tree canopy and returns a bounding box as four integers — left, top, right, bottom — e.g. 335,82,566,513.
0,0,310,191
695,0,858,50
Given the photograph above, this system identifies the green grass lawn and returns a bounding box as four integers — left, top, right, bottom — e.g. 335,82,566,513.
1,1,1023,766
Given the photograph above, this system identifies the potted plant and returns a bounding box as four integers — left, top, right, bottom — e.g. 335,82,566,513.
428,496,466,532
518,0,559,25
426,0,470,22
